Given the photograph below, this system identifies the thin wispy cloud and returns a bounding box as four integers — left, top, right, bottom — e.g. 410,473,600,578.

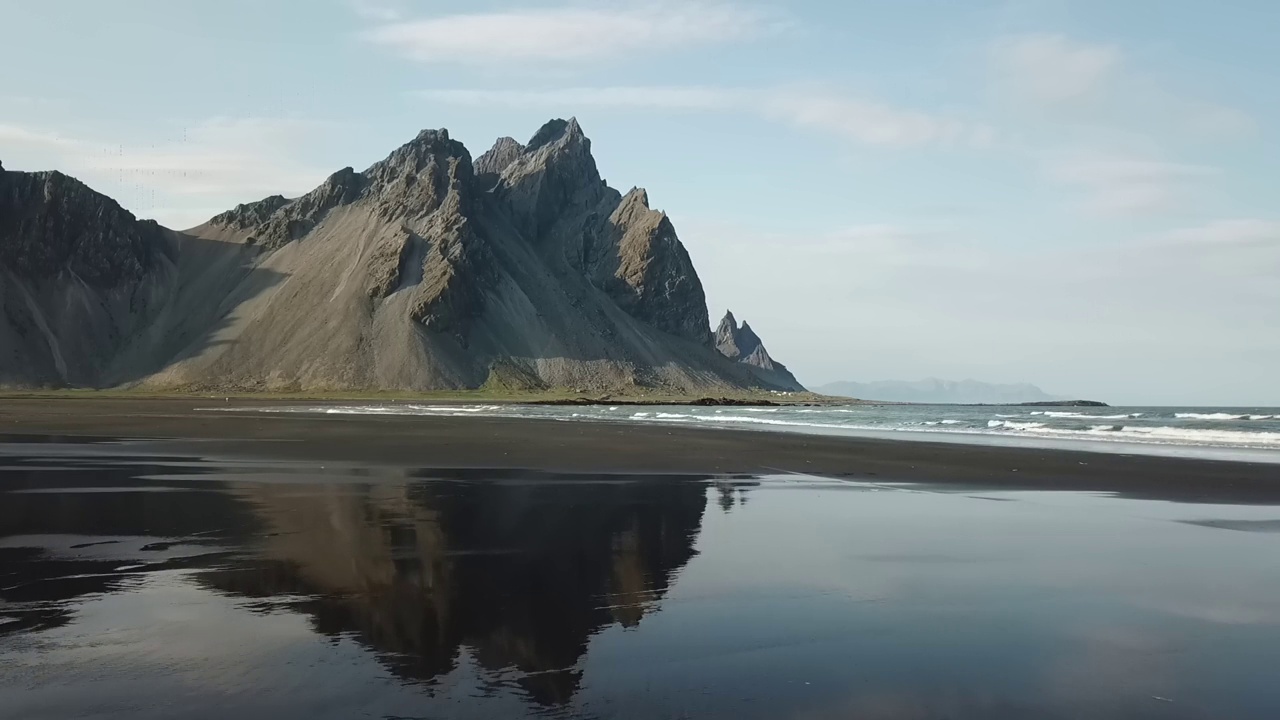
0,124,79,149
2,118,335,229
991,33,1120,104
761,88,994,148
1162,219,1280,247
348,0,402,22
363,3,778,64
415,85,994,149
1045,152,1217,216
417,87,732,111
991,32,1255,141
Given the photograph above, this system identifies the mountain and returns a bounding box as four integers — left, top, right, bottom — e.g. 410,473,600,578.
0,165,177,387
714,311,804,391
0,120,802,394
815,378,1063,404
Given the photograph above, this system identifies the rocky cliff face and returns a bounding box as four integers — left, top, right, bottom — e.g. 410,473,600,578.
0,121,798,394
0,169,167,285
714,311,804,391
0,167,176,387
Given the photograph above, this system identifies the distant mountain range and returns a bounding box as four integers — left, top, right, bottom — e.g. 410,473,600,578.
815,379,1064,404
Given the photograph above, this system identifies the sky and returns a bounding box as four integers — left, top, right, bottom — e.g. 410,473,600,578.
2,0,1278,405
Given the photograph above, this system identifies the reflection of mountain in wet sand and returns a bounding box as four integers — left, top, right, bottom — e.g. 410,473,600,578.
205,472,710,705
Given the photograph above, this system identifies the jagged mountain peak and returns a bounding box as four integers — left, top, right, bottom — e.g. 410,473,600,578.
475,136,526,178
714,311,804,391
620,187,651,210
412,127,451,144
715,311,763,360
369,129,472,181
611,187,667,232
526,117,585,152
0,168,166,286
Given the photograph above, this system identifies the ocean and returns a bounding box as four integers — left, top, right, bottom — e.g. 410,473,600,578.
211,403,1280,461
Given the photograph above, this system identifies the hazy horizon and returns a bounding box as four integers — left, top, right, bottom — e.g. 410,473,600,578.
3,1,1276,405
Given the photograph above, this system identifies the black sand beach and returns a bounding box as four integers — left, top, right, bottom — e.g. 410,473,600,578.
0,397,1277,503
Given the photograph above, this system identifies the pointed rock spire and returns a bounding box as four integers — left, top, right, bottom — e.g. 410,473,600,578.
475,136,526,178
714,311,804,391
526,117,586,152
715,310,762,360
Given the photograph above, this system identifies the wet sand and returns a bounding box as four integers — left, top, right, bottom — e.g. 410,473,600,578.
2,432,1280,719
0,397,1278,503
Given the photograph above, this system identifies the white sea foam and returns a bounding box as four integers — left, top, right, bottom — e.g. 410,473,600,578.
205,403,1280,453
1107,426,1280,445
988,420,1047,430
1038,411,1138,419
994,422,1280,448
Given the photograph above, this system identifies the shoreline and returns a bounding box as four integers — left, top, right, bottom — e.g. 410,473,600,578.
0,397,1277,504
0,390,1116,409
0,389,848,407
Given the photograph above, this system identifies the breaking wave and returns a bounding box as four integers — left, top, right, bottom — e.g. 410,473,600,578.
204,402,1280,454
1175,412,1273,421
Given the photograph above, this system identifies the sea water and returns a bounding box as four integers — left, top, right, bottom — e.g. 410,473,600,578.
216,403,1280,460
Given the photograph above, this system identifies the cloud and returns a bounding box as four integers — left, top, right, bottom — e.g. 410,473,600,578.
363,3,777,64
416,86,731,111
760,89,992,148
1179,101,1258,140
415,85,993,148
348,0,401,21
991,33,1120,104
0,123,79,149
1,118,335,229
1162,219,1280,247
1044,152,1217,216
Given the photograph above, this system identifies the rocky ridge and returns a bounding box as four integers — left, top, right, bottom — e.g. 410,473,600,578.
0,121,806,394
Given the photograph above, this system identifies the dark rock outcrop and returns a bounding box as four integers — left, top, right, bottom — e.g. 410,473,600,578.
474,136,525,181
714,311,804,391
601,189,712,345
0,170,167,286
0,169,175,387
208,195,290,232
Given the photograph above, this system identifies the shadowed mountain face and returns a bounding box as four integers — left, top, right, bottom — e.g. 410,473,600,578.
715,310,805,391
0,121,795,393
0,169,179,386
0,450,713,707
